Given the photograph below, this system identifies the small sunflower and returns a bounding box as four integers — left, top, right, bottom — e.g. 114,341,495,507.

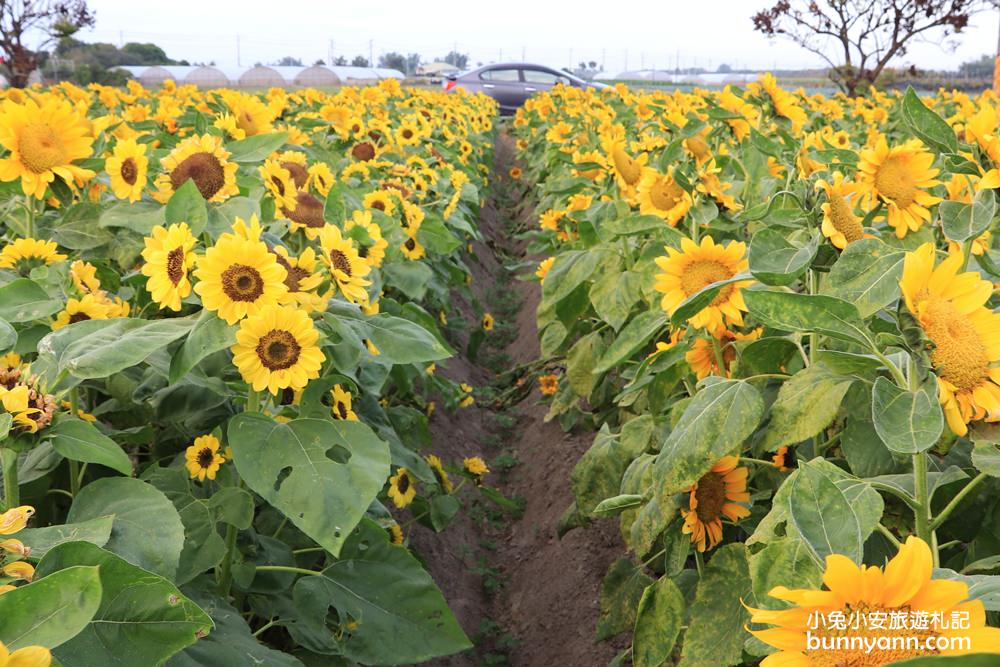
815,172,865,250
459,382,475,408
0,238,66,273
857,136,942,238
387,468,416,508
185,434,226,481
70,260,101,295
307,162,335,197
482,313,494,331
105,137,148,202
538,374,559,396
344,210,388,268
52,294,114,330
317,225,372,304
260,159,298,212
272,246,325,310
401,236,426,261
330,384,359,421
685,328,762,379
535,257,555,284
141,223,198,311
654,237,753,335
463,456,489,478
153,134,239,203
193,235,288,325
680,455,750,552
637,168,692,226
425,454,454,493
363,190,396,216
388,523,404,545
231,303,325,395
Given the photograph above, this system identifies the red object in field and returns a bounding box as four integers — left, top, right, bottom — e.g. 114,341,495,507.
443,79,457,92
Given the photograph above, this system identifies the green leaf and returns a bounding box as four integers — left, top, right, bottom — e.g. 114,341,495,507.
872,376,943,454
206,197,260,238
67,477,185,579
541,248,614,305
900,87,958,154
572,427,639,517
589,269,643,332
632,576,685,667
35,542,213,667
824,238,906,317
99,201,166,234
37,317,195,379
761,365,853,451
592,311,667,374
748,229,817,286
593,494,645,516
743,290,873,347
168,311,236,383
321,307,451,365
0,278,62,322
0,316,15,352
749,538,823,609
53,203,113,250
0,565,102,650
677,543,751,667
229,414,390,557
787,463,862,564
165,179,209,237
972,440,1000,477
597,558,653,640
14,516,114,561
940,189,997,243
566,330,603,395
46,418,132,475
290,519,470,663
670,271,753,327
653,379,763,509
226,132,288,163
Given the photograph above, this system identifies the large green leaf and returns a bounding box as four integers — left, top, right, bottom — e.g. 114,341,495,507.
749,538,823,609
99,200,165,234
748,229,817,286
0,316,15,352
46,418,133,475
540,248,614,305
761,365,853,451
165,179,208,237
321,307,451,365
653,378,763,508
744,289,873,347
823,238,905,317
592,311,667,374
290,520,470,664
168,310,236,383
566,330,603,396
787,463,862,564
52,203,114,250
572,426,636,517
229,414,389,557
940,189,996,243
900,86,958,153
67,477,185,579
0,565,102,650
0,278,62,322
677,543,751,667
589,269,643,332
226,132,288,162
872,376,943,454
632,575,685,667
596,558,653,641
35,542,213,667
972,440,1000,477
14,516,114,561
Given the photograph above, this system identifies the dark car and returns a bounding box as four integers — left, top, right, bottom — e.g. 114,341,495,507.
443,62,606,115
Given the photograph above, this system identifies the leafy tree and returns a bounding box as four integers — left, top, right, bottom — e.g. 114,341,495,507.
0,0,95,87
351,55,369,67
378,51,406,73
313,58,325,66
406,52,421,74
717,63,733,73
272,55,303,66
752,0,991,95
333,55,347,66
120,42,171,64
441,50,468,69
959,53,994,77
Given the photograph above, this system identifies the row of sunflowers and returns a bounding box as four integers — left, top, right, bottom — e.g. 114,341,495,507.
0,78,498,666
512,77,1000,666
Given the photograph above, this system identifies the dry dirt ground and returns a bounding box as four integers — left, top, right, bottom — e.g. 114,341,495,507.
407,133,626,667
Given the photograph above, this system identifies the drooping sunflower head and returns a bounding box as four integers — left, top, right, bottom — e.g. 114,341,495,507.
680,455,749,552
603,135,646,193
330,384,358,421
272,246,325,310
154,134,239,204
185,434,226,482
223,92,276,138
654,236,753,335
105,136,148,203
387,468,416,508
815,171,865,250
637,167,693,226
193,235,288,325
0,238,67,274
272,150,308,189
230,303,325,396
425,454,454,494
317,225,372,304
857,136,942,238
70,260,101,295
141,223,198,312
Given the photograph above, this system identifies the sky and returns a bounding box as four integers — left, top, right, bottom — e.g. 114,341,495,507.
66,0,1000,74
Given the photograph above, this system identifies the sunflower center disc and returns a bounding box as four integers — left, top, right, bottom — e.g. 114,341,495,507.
679,259,734,305
329,249,352,276
171,151,226,200
828,193,864,242
256,329,301,371
19,122,66,173
874,154,917,209
923,297,990,391
650,177,684,211
221,264,265,302
694,471,727,523
166,247,185,286
120,157,138,185
197,447,215,468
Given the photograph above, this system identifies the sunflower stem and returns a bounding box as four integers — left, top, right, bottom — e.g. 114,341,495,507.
807,271,818,363
24,195,35,239
1,447,18,511
694,549,704,577
913,450,933,549
929,471,988,532
246,388,260,413
875,522,901,549
218,522,238,598
871,348,908,388
255,565,323,577
68,388,81,496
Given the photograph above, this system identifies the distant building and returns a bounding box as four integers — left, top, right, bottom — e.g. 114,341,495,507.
113,64,403,88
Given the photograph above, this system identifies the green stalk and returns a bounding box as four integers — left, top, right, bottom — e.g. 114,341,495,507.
217,522,238,597
24,195,35,239
68,388,81,496
1,448,18,510
246,388,260,413
913,451,932,546
930,471,988,532
255,565,323,577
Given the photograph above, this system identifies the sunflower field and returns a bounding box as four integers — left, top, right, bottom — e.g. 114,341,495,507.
0,78,501,666
511,78,1000,666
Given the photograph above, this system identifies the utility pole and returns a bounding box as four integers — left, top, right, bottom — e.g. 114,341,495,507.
328,40,334,65
369,39,374,67
237,35,241,66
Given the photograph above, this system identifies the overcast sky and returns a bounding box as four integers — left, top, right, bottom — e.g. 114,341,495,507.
71,0,1000,73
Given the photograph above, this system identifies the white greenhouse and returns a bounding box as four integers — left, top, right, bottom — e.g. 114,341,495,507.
114,64,399,88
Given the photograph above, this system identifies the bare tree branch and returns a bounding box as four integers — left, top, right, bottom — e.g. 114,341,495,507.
0,0,94,87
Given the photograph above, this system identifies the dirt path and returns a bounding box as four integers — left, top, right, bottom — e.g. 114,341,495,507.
410,133,625,667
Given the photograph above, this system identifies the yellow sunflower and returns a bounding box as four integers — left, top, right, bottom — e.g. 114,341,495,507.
272,150,308,189
153,134,239,204
70,260,101,295
603,135,647,200
185,434,226,482
231,303,325,395
425,454,454,493
344,210,388,268
260,158,298,212
363,190,397,216
680,455,750,552
0,238,66,272
272,246,325,310
0,97,95,198
857,136,942,238
0,640,50,667
401,236,426,261
218,92,275,138
141,223,198,312
815,172,866,250
52,294,114,330
654,236,753,334
105,137,148,202
317,225,372,304
283,191,327,239
900,243,1000,436
538,374,559,396
463,456,489,478
749,536,1000,666
536,257,555,283
193,235,288,325
637,168,693,226
330,384,358,421
387,468,417,508
696,159,742,211
482,313,494,331
0,505,34,534
307,162,335,197
686,328,762,379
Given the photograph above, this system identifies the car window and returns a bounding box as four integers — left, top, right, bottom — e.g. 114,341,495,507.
522,70,558,85
480,69,520,82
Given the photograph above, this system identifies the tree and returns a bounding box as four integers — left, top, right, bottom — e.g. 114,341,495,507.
273,55,302,66
120,42,172,64
379,51,406,73
752,0,990,95
313,58,325,66
333,55,347,66
406,52,421,75
717,63,733,73
440,50,468,69
351,55,369,67
0,0,95,87
959,53,994,77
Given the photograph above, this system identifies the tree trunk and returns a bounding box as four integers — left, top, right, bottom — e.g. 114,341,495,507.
8,46,36,88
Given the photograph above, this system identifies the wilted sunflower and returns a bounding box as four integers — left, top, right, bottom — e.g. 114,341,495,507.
317,225,372,304
0,97,95,198
654,237,753,335
815,172,865,250
185,434,226,482
260,159,298,212
680,455,749,552
857,136,942,238
105,137,148,202
387,468,416,508
0,238,66,273
330,384,359,421
194,235,288,325
637,168,692,226
425,454,454,493
749,536,1000,665
231,303,325,395
0,505,33,535
696,159,741,211
141,223,198,311
52,294,114,330
154,134,239,203
603,135,647,199
900,243,1000,436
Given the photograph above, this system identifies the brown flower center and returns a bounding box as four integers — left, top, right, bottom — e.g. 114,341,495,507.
396,472,410,493
404,238,417,252
170,151,226,200
166,247,185,286
270,175,286,196
120,157,138,185
335,401,348,419
255,329,301,370
281,161,308,189
694,471,727,523
68,312,91,324
351,142,376,162
285,191,325,228
329,249,352,276
220,264,265,302
196,447,215,468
